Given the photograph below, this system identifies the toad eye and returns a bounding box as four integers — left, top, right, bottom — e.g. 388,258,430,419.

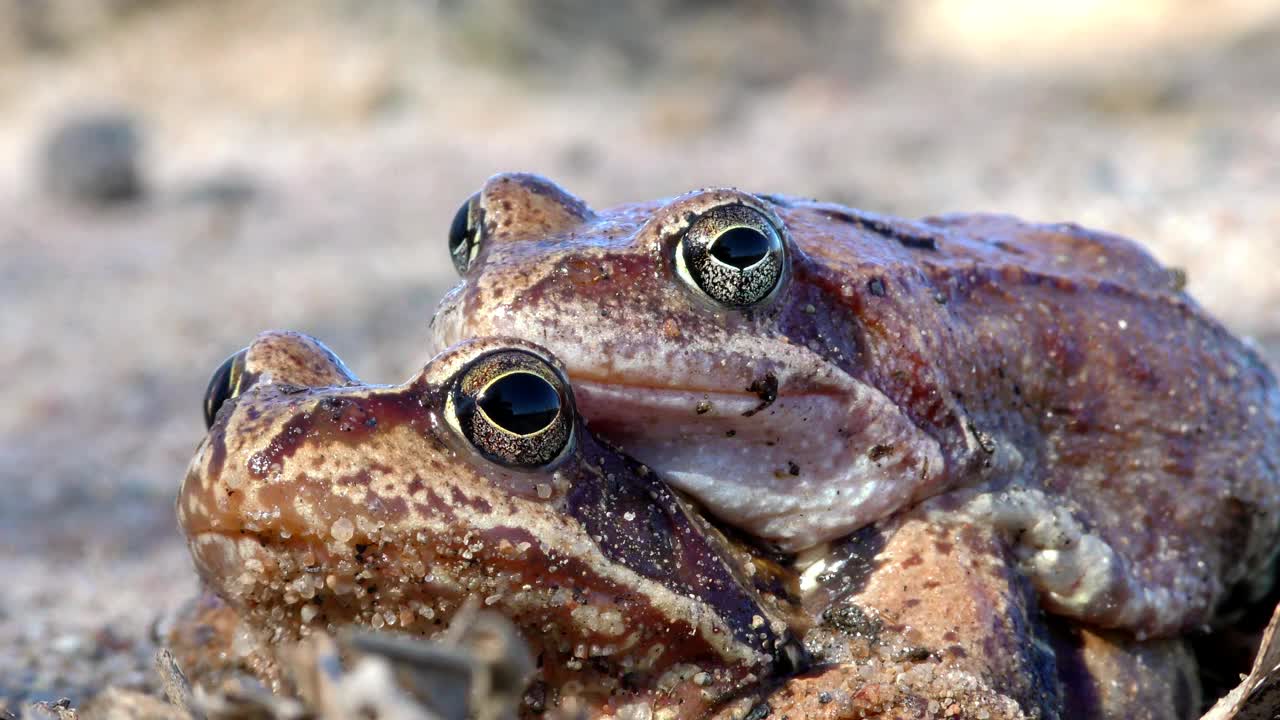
448,192,483,275
675,204,786,308
448,350,574,469
203,348,248,429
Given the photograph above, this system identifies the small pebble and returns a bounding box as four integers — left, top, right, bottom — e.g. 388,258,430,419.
40,111,144,206
331,517,355,542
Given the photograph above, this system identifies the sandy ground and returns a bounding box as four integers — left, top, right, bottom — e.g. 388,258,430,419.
1,0,1278,711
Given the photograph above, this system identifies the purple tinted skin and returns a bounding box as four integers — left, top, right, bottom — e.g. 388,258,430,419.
431,173,1280,640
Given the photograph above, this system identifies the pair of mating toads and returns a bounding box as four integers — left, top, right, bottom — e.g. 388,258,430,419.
172,174,1280,719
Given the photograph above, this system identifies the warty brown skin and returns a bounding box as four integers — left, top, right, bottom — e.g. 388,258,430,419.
178,332,800,716
724,510,1199,720
430,173,1280,640
175,332,1199,719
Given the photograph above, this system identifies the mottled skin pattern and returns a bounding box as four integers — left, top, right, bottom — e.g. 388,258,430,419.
730,512,1198,720
177,333,799,717
174,332,1200,719
430,173,1280,641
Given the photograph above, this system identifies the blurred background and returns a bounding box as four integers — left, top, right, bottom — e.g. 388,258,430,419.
1,0,1278,707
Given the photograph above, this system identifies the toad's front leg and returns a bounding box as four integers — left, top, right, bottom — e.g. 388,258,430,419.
714,511,1199,720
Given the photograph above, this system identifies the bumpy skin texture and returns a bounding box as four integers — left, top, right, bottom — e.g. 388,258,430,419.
430,173,1280,639
730,512,1199,720
178,333,799,717
176,332,1200,719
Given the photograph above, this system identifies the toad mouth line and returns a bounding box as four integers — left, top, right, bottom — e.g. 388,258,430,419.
566,373,842,410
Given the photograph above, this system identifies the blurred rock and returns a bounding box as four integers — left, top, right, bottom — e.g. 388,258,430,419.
193,677,305,720
150,650,199,720
557,140,599,175
67,609,535,719
81,687,188,720
174,171,261,211
21,698,77,720
40,112,144,207
339,609,534,720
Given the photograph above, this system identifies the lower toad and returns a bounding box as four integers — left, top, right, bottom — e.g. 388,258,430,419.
172,331,1203,718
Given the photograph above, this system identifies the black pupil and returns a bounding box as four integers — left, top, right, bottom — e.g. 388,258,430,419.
448,201,471,255
709,227,771,269
478,372,560,435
